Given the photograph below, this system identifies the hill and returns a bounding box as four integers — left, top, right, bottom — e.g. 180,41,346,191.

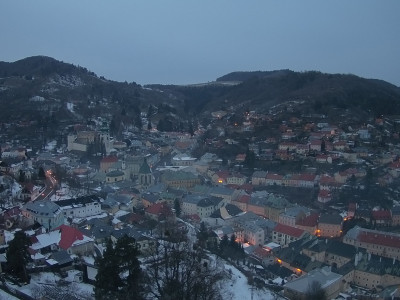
150,70,400,118
1,56,400,136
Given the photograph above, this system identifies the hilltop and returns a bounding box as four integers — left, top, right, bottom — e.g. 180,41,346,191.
1,56,400,131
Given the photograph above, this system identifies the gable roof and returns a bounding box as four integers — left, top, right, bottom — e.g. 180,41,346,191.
55,225,91,250
274,223,305,238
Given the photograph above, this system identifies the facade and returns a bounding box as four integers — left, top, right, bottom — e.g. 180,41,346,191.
100,156,118,173
57,195,102,219
22,200,64,231
317,213,343,238
272,223,307,247
283,267,342,300
343,226,400,260
161,170,201,189
106,170,125,183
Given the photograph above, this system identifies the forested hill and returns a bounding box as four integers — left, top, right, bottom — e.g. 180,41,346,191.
151,70,400,117
1,56,400,126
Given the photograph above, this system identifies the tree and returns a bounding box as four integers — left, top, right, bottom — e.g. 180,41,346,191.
145,236,227,300
6,231,32,283
95,236,144,300
305,281,327,300
173,198,181,217
18,170,26,183
95,239,123,299
38,167,46,179
244,148,256,170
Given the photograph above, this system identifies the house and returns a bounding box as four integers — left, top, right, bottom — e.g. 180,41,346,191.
251,247,274,266
251,171,268,185
343,226,400,260
110,228,156,255
392,206,400,226
272,223,307,247
231,194,250,212
235,222,265,246
160,170,201,189
100,156,118,173
265,173,283,186
295,213,319,235
56,195,102,220
278,206,310,227
145,202,174,222
353,252,400,289
22,200,64,231
317,190,332,204
106,170,125,183
30,225,95,256
317,214,343,238
197,196,224,219
371,210,392,227
171,153,196,166
283,266,342,300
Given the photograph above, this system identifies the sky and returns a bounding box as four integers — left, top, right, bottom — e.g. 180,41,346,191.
1,1,399,86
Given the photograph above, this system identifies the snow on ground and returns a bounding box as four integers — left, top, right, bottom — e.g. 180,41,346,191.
67,102,75,113
221,264,282,300
18,272,94,299
45,140,57,151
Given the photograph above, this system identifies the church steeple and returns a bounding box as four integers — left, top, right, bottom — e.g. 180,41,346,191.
139,159,153,187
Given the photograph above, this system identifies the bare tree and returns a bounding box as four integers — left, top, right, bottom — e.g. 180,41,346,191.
144,234,229,300
306,281,327,300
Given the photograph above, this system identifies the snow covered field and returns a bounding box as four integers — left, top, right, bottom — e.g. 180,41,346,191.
221,264,282,300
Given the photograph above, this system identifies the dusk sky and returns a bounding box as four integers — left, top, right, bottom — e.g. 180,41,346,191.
1,1,399,86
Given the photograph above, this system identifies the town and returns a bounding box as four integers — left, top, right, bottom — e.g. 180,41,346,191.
1,88,400,300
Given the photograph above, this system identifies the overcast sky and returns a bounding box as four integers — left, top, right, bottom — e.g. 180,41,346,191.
1,1,399,86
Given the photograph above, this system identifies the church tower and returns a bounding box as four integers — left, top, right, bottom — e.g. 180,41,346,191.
138,159,153,187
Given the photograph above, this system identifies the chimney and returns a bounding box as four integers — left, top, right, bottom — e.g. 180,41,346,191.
368,252,371,261
354,253,358,266
393,257,396,265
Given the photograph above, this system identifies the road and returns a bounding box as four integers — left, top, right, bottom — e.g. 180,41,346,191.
34,170,58,201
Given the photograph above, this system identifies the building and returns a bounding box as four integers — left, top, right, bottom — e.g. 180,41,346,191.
317,214,343,238
30,225,94,256
161,170,201,189
272,223,307,247
343,226,400,260
283,266,342,300
56,195,102,219
138,160,154,187
22,200,64,231
100,156,118,173
251,171,267,186
106,170,125,183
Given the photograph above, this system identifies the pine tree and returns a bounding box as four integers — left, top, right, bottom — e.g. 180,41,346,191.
115,235,143,300
95,236,144,300
174,198,181,217
94,239,123,299
6,231,32,283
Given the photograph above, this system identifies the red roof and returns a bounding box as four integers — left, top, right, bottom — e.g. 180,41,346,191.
266,174,283,180
318,190,331,197
296,213,319,227
101,156,118,163
237,195,251,204
358,230,400,249
145,202,173,216
54,225,85,250
371,210,392,221
273,223,305,238
252,247,271,259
